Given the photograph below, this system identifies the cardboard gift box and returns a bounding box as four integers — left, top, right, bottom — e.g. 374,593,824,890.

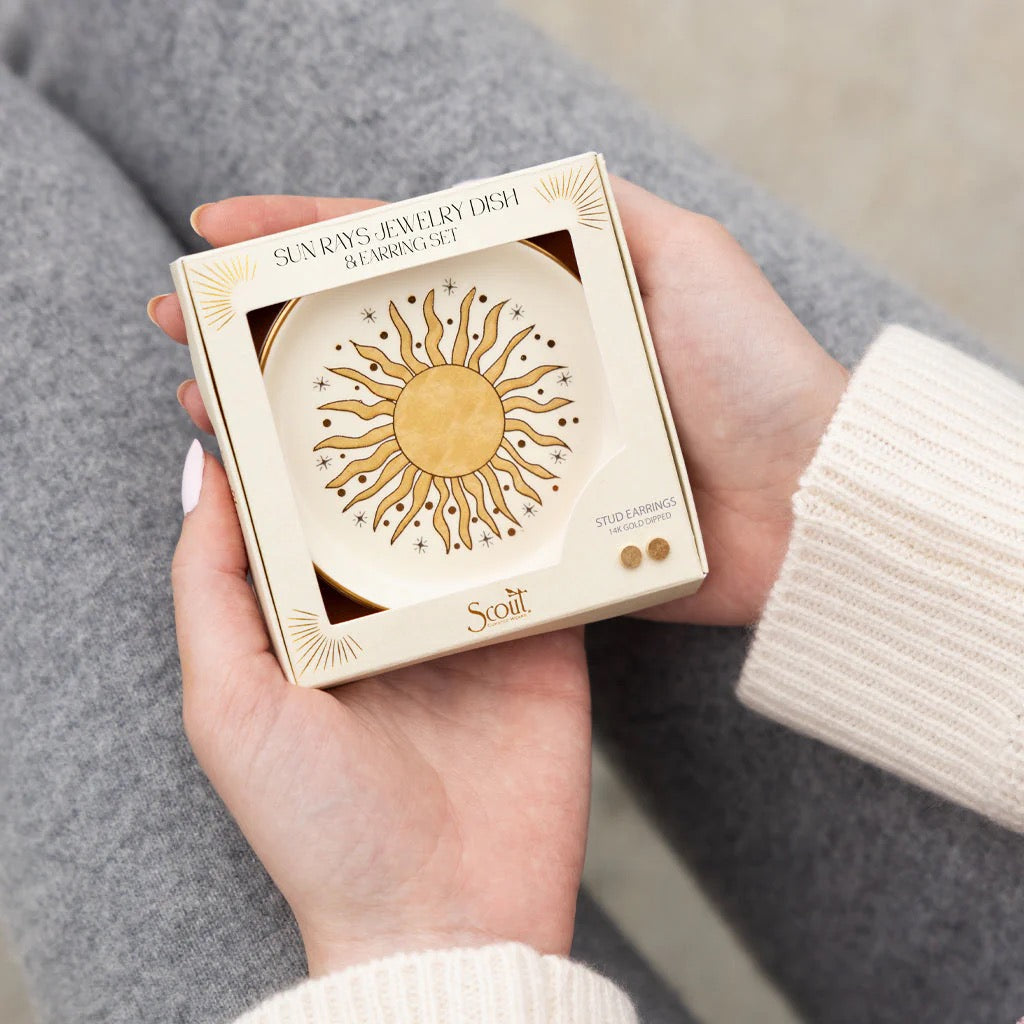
170,153,707,687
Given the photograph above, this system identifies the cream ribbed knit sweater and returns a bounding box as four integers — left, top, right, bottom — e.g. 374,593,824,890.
234,327,1023,1024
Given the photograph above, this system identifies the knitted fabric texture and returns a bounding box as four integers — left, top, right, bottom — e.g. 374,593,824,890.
234,944,638,1024
740,326,1024,830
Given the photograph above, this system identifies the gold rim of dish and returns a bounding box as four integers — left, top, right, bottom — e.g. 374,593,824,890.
257,238,582,611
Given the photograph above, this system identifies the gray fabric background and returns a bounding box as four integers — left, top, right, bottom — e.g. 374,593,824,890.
0,1,1019,1021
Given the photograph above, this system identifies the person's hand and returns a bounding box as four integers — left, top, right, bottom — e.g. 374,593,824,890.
154,198,591,978
611,180,849,625
150,175,846,972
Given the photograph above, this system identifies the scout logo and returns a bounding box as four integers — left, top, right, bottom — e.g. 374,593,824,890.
467,586,531,633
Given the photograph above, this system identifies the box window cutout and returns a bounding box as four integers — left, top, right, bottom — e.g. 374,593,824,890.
247,231,621,621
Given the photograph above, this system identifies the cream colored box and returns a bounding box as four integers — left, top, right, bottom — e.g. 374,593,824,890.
170,153,706,687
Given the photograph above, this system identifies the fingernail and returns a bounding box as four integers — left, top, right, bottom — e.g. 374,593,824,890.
190,203,212,235
147,294,170,325
176,379,193,408
181,439,205,516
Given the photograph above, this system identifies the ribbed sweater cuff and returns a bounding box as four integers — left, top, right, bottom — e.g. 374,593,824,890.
739,326,1024,830
233,944,638,1024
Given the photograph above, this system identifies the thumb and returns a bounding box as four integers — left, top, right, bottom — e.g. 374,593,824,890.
171,440,286,742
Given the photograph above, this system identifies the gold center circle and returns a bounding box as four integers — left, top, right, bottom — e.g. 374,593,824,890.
393,365,505,477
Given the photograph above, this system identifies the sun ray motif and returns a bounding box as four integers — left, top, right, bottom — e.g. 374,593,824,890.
314,422,395,451
316,286,573,551
373,463,419,529
318,397,396,420
495,364,563,397
504,418,569,449
483,324,535,383
344,453,409,511
535,164,608,230
451,287,477,365
390,301,429,374
450,476,474,550
326,438,401,490
422,290,446,367
350,342,414,382
191,255,256,329
461,472,502,537
287,610,363,673
467,300,507,370
432,477,452,552
325,367,402,401
499,437,557,480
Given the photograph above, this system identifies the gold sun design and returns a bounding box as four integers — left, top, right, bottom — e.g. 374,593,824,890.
287,610,362,672
535,164,608,230
191,254,256,329
314,287,572,552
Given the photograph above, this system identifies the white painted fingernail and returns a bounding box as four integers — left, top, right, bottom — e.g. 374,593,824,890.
181,439,204,515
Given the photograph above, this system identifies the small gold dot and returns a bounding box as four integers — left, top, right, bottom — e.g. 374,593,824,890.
620,545,642,569
647,538,670,561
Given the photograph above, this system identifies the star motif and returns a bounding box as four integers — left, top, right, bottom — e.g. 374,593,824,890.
313,375,330,391
551,449,566,464
511,304,525,319
414,537,428,554
556,370,573,387
522,503,537,517
443,278,457,295
353,511,367,527
361,307,377,323
315,454,332,471
479,531,495,548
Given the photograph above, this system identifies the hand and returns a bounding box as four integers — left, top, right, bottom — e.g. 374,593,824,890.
612,180,849,625
156,198,591,978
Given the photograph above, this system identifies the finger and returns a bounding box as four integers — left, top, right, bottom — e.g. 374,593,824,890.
609,174,696,267
147,293,188,345
171,441,285,723
176,380,214,435
192,194,386,248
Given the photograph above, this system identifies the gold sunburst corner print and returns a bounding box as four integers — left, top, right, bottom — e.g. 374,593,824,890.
287,610,363,673
315,287,572,553
535,165,608,230
191,254,257,330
